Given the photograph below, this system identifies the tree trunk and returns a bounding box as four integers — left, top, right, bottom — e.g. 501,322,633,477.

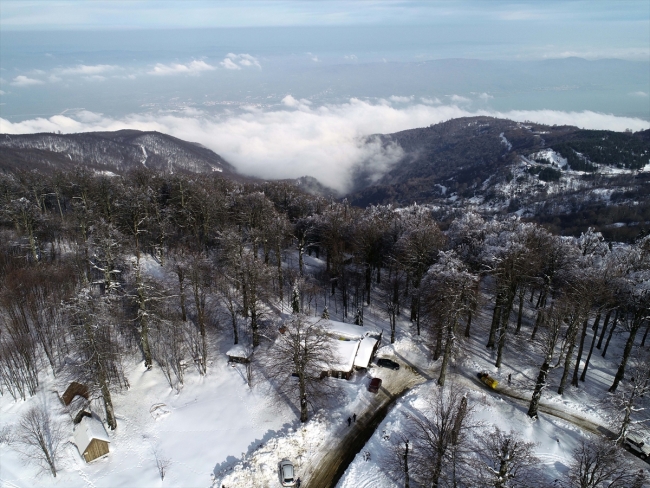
640,320,649,347
571,318,590,387
558,323,579,395
299,377,308,422
438,320,456,386
404,440,410,488
596,309,613,349
495,284,517,368
487,293,503,349
515,288,525,334
464,310,472,338
276,243,284,303
177,269,187,322
580,314,602,382
136,261,153,370
602,311,618,358
365,265,371,305
609,311,643,392
527,361,550,418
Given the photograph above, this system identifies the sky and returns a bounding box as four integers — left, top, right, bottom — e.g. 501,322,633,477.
0,1,649,188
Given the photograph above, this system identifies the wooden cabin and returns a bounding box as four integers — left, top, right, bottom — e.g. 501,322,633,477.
62,382,89,406
73,415,110,463
226,344,252,364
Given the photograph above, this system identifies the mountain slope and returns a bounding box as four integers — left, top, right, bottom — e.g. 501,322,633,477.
0,130,235,176
349,116,650,207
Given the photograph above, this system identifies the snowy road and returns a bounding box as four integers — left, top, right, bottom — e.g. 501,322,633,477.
301,365,426,487
304,361,637,488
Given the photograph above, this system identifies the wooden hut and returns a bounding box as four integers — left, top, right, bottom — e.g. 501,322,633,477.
73,415,110,463
226,344,252,364
62,382,89,406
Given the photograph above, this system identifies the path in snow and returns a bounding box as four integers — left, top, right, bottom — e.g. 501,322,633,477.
302,365,426,487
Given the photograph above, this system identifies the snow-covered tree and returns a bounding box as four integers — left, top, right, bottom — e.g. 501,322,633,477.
262,314,335,422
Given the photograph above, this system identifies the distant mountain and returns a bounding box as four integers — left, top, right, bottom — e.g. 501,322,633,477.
348,116,650,207
0,130,237,177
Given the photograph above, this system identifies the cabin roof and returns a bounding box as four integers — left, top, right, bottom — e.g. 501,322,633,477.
73,415,110,454
354,336,379,368
226,344,250,359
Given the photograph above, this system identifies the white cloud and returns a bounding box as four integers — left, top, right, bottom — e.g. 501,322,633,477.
478,92,494,101
420,97,441,105
306,52,320,62
1,101,648,193
0,90,5,95
344,54,357,61
59,64,117,75
281,95,312,110
629,91,648,97
220,58,241,70
149,60,216,76
450,94,471,104
221,53,261,70
10,75,43,86
389,95,414,103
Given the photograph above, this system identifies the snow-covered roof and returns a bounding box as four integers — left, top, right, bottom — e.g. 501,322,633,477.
226,344,250,359
354,336,378,369
310,318,380,341
331,339,360,372
73,416,110,454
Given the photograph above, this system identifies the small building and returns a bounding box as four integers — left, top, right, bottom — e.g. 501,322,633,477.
61,381,89,406
73,415,111,463
353,335,380,369
311,318,382,380
226,344,252,364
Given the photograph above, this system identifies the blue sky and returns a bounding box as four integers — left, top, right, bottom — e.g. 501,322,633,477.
1,1,648,31
1,1,648,188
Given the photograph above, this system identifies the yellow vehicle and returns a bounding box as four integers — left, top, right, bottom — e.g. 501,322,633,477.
477,372,499,389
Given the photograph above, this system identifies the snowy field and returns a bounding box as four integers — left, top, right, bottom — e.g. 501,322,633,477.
1,252,648,488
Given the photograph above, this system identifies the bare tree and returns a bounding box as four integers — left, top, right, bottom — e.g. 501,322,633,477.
604,347,650,443
384,433,412,488
152,445,172,481
66,288,126,429
262,314,336,422
421,251,478,386
14,404,65,477
474,426,540,488
567,438,645,488
406,385,476,488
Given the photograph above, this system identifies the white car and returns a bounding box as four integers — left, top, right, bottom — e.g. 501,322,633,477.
279,459,296,486
624,434,650,460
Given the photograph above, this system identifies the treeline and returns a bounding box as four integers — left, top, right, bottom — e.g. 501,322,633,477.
0,168,648,441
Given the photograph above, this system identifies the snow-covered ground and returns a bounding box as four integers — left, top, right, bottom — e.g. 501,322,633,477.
1,253,647,488
0,347,296,488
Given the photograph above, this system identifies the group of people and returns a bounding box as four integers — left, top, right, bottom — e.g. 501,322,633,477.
347,413,357,426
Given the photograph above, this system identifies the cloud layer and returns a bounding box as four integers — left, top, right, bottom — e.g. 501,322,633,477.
1,100,648,193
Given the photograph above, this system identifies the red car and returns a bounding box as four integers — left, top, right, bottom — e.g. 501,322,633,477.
368,378,382,393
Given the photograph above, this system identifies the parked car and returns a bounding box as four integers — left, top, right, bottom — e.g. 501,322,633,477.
368,377,382,393
279,459,296,486
377,358,400,370
624,434,650,460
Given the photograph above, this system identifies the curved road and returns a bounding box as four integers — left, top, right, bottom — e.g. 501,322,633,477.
301,359,637,488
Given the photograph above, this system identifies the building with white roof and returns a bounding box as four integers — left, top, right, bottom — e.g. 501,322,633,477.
73,415,111,463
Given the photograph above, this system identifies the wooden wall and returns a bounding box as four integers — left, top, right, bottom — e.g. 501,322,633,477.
84,439,110,462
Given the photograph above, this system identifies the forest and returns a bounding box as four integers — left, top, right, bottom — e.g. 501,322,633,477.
0,167,648,487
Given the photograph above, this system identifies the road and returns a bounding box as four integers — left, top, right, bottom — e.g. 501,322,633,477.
300,365,425,487
301,359,644,488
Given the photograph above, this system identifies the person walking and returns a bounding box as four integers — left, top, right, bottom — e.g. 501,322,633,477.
353,413,357,423
347,416,352,426
508,373,512,385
